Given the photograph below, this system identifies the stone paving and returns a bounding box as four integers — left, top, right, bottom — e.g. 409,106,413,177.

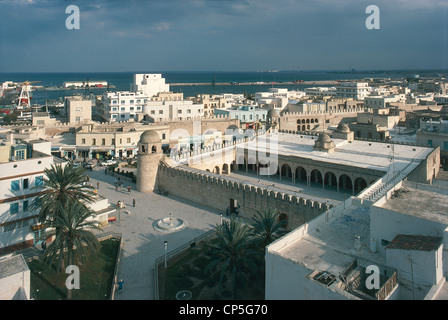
86,166,224,300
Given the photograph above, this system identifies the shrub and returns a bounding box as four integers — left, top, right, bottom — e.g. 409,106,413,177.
174,277,194,289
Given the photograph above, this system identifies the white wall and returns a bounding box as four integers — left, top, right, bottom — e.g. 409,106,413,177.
265,249,354,300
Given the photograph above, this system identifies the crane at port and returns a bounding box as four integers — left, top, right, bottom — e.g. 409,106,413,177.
15,80,40,110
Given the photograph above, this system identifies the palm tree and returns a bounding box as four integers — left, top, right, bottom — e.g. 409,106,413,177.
251,208,287,248
30,163,96,223
42,199,102,299
206,218,262,299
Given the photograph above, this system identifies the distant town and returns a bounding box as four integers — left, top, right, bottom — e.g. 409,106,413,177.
2,71,448,301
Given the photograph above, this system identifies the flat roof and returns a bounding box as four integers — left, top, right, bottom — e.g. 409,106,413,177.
240,132,433,173
0,255,29,279
380,186,448,224
274,205,386,274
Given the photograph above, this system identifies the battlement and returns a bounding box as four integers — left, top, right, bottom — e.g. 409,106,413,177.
157,162,331,230
281,107,364,117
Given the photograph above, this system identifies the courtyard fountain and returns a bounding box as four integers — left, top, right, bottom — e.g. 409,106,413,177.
153,212,187,233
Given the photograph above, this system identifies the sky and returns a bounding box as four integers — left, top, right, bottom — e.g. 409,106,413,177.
0,0,447,72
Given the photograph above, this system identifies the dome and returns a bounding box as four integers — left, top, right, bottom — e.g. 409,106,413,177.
317,133,332,143
139,130,161,144
336,123,350,133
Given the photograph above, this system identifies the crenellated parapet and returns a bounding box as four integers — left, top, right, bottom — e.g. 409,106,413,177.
157,163,329,230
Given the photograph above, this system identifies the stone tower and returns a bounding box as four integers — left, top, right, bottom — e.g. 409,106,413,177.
136,130,163,193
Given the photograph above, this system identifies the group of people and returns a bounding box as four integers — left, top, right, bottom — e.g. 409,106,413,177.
114,177,132,193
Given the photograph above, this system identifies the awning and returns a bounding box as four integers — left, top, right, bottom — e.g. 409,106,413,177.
31,223,46,231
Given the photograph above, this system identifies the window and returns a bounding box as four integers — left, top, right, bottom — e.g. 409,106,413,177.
92,139,96,145
11,180,20,191
136,106,141,110
23,200,29,212
126,138,131,143
35,176,43,186
130,100,134,104
15,150,25,160
162,133,166,139
10,203,19,214
187,109,191,114
112,139,115,145
112,100,117,104
112,107,117,111
121,114,125,118
112,115,117,119
178,110,182,114
121,100,125,104
159,110,163,114
121,107,125,111
102,138,106,145
23,178,29,189
82,138,86,144
130,107,134,111
151,110,155,115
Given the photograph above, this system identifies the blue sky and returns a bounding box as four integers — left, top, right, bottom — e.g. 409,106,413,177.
0,0,447,72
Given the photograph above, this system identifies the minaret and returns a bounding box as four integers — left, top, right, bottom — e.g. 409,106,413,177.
136,130,163,193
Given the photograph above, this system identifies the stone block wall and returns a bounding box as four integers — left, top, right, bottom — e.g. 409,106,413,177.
157,164,330,231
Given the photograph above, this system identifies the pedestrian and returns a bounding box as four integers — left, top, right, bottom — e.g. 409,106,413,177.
127,185,131,193
132,199,135,207
86,175,90,181
118,279,124,294
115,183,118,191
97,181,100,190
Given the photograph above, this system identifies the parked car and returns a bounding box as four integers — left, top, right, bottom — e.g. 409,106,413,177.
83,161,96,169
101,159,116,166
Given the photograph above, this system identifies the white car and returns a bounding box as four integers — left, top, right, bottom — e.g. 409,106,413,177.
101,160,116,166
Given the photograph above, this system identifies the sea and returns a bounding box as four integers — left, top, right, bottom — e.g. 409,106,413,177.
0,70,446,105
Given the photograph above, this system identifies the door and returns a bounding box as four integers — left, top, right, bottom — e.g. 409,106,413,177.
33,229,45,246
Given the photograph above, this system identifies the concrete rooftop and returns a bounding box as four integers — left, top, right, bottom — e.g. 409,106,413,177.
240,132,433,173
0,254,29,279
276,205,386,275
381,186,448,224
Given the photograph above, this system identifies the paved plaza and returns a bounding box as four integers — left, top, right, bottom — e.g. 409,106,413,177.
86,166,224,300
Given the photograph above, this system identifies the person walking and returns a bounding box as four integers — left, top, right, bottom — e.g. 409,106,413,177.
117,279,124,294
97,181,100,190
132,199,135,207
127,185,131,193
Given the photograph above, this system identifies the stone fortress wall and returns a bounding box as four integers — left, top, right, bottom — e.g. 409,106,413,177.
156,162,330,231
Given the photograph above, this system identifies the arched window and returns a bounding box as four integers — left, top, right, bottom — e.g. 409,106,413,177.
151,145,157,153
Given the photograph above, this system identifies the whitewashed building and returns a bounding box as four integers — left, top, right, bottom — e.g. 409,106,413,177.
336,82,370,100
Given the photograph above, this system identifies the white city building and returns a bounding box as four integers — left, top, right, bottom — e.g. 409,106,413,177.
336,82,370,100
130,74,170,98
0,138,60,252
144,99,204,122
101,91,148,122
99,73,205,122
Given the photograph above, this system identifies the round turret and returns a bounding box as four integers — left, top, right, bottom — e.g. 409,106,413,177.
136,130,163,193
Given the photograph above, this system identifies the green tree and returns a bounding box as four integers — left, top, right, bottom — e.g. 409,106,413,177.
206,218,262,299
30,163,96,223
251,208,286,248
42,200,102,299
2,113,17,124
